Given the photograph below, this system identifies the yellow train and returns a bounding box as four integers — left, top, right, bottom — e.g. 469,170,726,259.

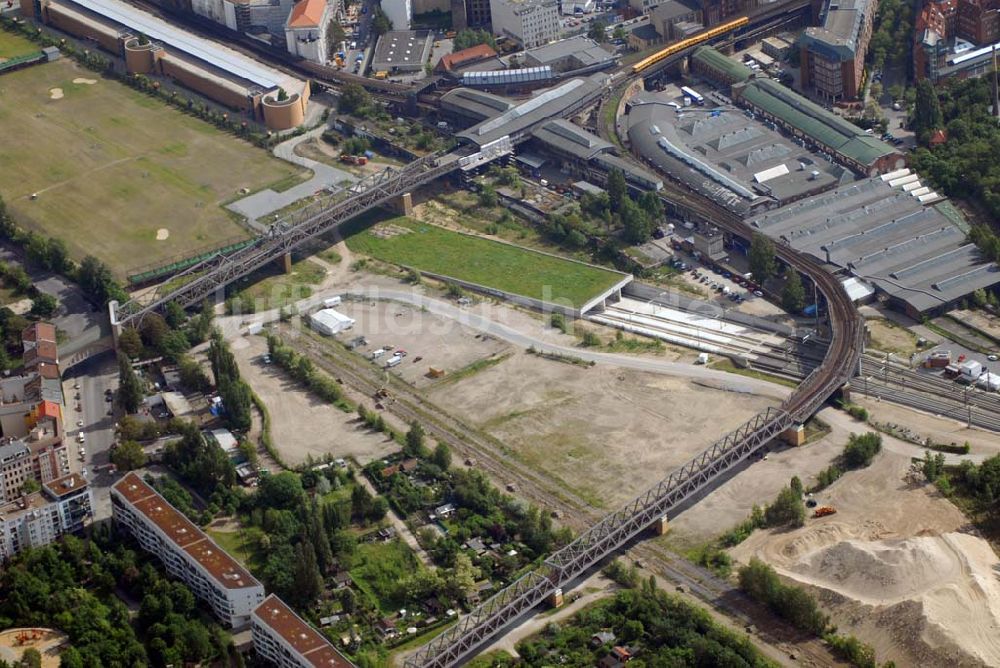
630,16,750,75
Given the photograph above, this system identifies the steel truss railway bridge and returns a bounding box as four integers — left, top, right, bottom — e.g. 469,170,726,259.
111,34,864,668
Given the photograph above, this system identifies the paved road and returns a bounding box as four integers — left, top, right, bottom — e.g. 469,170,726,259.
63,351,119,521
220,285,791,399
225,127,357,230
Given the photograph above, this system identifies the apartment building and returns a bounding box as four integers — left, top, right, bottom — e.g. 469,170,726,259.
0,473,92,561
381,0,413,30
799,0,878,100
111,473,265,627
958,0,1000,45
451,0,492,30
489,0,559,48
285,0,333,63
252,594,353,668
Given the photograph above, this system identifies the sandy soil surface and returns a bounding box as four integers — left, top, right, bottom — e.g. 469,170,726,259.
231,333,401,466
730,443,1000,667
866,317,921,355
952,308,1000,341
855,396,1000,457
429,351,775,509
331,300,512,388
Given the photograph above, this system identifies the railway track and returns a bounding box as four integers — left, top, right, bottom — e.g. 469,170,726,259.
284,325,837,667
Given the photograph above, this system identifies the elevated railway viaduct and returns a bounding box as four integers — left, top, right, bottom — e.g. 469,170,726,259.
110,12,864,665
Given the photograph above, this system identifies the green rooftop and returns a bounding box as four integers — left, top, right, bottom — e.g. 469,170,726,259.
739,78,897,167
692,46,753,83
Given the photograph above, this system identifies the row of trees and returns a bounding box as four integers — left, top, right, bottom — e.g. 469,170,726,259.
267,333,347,406
813,431,883,491
118,300,214,362
210,329,253,431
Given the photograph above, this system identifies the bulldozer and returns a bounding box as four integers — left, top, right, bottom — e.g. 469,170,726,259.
813,506,837,518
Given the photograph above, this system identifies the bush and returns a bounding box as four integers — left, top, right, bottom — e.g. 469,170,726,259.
824,633,879,668
846,404,869,421
764,484,805,528
550,313,567,333
843,432,882,468
580,330,601,347
739,558,828,635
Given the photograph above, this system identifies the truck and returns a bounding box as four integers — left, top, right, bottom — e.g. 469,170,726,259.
959,359,984,380
977,372,1000,391
374,70,388,79
339,154,368,165
324,296,342,307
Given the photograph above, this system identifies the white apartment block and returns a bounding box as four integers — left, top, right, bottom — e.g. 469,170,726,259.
0,473,92,561
381,0,413,31
286,0,333,64
252,594,353,668
489,0,559,48
111,472,265,628
192,0,297,34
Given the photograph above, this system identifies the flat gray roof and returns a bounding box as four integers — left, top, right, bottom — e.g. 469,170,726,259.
801,0,874,59
626,91,846,215
750,177,1000,313
531,119,612,160
457,74,608,147
440,88,516,122
524,36,616,69
60,0,302,92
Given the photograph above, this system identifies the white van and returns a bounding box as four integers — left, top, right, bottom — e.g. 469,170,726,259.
77,431,85,443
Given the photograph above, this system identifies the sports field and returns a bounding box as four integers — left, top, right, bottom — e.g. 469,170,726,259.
0,30,40,60
346,217,625,307
0,58,304,276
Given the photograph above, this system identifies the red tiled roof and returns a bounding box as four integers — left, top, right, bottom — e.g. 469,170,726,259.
438,44,497,71
254,594,353,667
112,473,261,590
22,322,56,344
287,0,327,28
37,400,61,420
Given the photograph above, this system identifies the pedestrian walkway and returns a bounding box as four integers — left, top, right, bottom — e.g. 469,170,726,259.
226,126,356,231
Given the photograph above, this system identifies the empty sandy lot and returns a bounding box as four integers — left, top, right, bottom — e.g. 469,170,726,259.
429,351,775,509
731,441,1000,667
231,334,399,466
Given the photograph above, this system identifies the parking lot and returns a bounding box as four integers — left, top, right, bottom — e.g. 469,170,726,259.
315,299,513,388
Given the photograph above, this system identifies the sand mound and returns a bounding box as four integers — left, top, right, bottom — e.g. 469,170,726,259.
156,228,169,240
72,77,97,85
780,532,1000,665
49,88,63,100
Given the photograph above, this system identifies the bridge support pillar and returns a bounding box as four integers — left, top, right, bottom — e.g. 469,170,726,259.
652,515,670,536
280,252,293,274
547,588,564,608
108,300,122,350
838,382,851,404
389,192,413,216
781,424,806,447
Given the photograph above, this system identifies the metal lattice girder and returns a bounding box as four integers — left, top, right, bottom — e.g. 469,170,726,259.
405,406,792,668
404,570,554,668
542,406,791,581
113,151,459,327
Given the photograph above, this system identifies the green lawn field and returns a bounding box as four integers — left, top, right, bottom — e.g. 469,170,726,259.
346,218,624,308
0,30,40,60
0,58,304,276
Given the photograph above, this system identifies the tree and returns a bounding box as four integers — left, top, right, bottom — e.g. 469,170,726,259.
638,191,664,222
20,648,42,668
117,352,144,413
478,184,498,208
843,432,882,468
30,293,57,318
432,442,452,470
914,80,943,138
165,301,186,329
255,471,304,510
338,84,371,115
405,421,427,458
782,270,806,314
607,168,627,213
178,355,211,393
291,542,323,608
77,256,126,306
371,7,392,35
749,233,777,283
219,379,252,431
452,29,496,52
118,328,143,358
922,450,946,482
448,552,480,601
588,21,608,42
620,197,652,244
111,440,147,471
764,485,805,528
